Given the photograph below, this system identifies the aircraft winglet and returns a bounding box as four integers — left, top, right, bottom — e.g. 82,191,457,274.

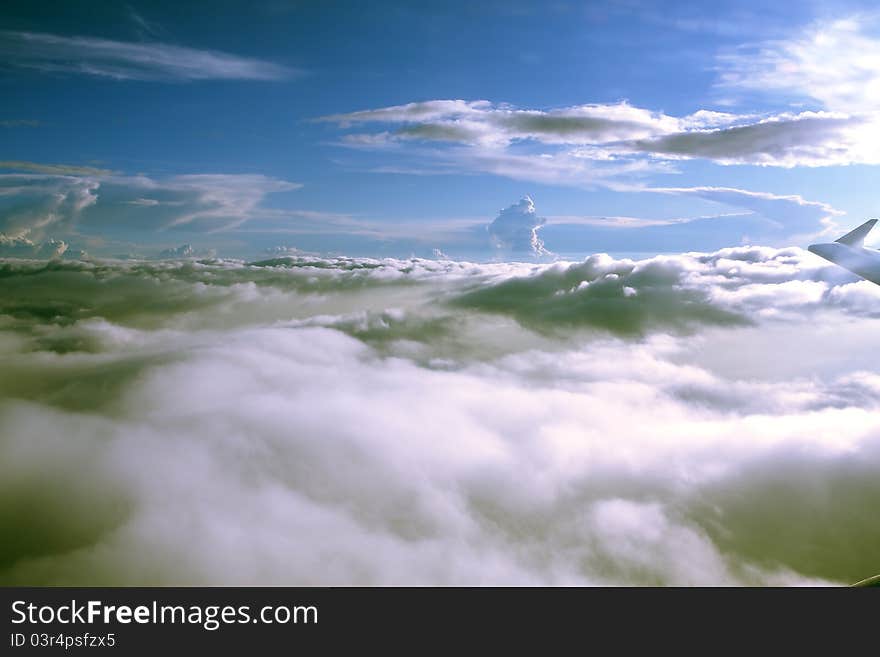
835,218,878,247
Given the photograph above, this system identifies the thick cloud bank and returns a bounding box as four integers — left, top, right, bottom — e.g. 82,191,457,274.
1,248,879,585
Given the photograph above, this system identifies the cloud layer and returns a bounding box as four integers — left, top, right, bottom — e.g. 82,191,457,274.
325,99,878,173
1,248,879,585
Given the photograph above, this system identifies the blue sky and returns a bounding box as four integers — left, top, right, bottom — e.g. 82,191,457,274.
1,0,879,258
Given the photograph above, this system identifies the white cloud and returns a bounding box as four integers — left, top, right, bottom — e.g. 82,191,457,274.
716,16,880,113
0,30,297,81
118,174,303,231
710,16,880,165
487,196,550,256
648,186,843,239
630,111,878,167
0,171,301,239
324,19,880,175
545,211,749,229
0,174,99,239
324,100,708,148
0,234,68,258
324,97,878,181
154,244,216,260
500,186,842,252
0,160,113,176
321,100,495,128
0,166,843,256
449,147,670,189
1,248,879,585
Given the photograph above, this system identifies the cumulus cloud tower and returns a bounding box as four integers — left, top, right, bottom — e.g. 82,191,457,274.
488,196,550,256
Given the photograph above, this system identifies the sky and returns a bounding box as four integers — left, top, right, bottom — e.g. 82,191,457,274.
2,0,879,258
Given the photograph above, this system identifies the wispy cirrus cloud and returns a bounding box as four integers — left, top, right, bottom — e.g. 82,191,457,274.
0,160,114,176
646,186,844,241
0,30,298,81
530,187,842,254
716,16,880,113
126,5,165,41
0,174,100,240
107,174,304,231
0,168,302,240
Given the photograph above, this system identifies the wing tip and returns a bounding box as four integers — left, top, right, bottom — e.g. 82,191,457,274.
835,218,878,246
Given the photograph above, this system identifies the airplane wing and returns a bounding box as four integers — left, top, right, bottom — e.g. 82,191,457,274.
808,219,880,286
835,218,878,246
